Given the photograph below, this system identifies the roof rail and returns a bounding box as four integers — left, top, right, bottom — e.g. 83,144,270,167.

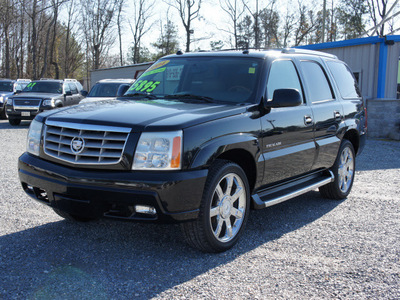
16,79,31,82
281,48,338,59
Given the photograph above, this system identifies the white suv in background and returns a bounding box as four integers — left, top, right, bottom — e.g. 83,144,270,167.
80,79,135,103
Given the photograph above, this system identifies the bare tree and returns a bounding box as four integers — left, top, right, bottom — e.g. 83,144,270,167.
294,1,317,46
219,0,245,49
0,0,14,78
281,6,296,47
40,0,68,78
367,0,399,36
80,0,117,70
164,0,202,52
128,0,154,64
242,0,261,48
116,0,126,66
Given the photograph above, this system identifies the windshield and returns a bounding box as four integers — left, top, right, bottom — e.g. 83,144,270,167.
124,56,262,104
22,81,63,94
88,83,121,97
0,81,13,92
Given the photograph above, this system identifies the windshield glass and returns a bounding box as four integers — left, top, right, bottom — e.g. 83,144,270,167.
22,81,63,94
124,56,262,104
0,81,13,92
88,83,121,97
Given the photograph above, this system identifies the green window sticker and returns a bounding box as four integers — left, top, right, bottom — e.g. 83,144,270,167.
140,67,166,78
248,67,256,74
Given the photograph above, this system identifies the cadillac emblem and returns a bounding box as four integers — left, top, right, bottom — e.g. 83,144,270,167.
71,137,85,154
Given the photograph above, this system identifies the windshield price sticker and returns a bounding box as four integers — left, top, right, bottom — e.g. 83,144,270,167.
166,65,184,81
129,80,161,93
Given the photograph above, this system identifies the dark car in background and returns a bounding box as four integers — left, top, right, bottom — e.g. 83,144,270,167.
0,79,31,119
6,78,87,125
80,79,134,103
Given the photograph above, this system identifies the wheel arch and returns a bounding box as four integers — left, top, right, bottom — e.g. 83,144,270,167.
343,129,360,155
189,134,259,193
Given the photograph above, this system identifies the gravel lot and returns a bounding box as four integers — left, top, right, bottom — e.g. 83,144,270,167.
0,119,399,299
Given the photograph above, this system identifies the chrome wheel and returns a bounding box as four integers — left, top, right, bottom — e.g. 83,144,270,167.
209,173,247,243
338,146,354,193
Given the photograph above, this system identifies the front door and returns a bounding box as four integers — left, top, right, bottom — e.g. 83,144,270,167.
260,59,315,185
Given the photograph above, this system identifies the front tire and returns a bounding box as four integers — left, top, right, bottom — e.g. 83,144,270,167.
181,159,250,253
319,139,355,199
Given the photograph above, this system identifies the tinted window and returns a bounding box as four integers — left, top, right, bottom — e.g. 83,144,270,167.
327,61,362,98
267,60,303,102
64,83,71,94
88,83,121,97
22,81,63,94
301,61,334,102
69,83,78,94
0,81,13,92
125,57,262,104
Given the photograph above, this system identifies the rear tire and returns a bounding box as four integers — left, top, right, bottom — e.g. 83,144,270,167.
8,118,21,126
52,208,97,222
181,159,250,253
319,139,355,200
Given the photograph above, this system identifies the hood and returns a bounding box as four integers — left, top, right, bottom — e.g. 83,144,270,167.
37,99,249,131
11,92,62,99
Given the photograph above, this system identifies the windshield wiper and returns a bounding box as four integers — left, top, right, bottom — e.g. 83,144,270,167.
164,94,215,103
121,92,158,99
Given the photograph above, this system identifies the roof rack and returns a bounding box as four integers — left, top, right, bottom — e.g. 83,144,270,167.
281,48,338,59
16,79,31,82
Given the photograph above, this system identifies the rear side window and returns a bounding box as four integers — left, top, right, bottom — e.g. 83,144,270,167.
69,83,78,94
300,61,334,103
327,61,362,98
267,60,303,102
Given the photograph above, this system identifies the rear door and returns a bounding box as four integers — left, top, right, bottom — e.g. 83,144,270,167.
297,58,343,170
260,59,315,185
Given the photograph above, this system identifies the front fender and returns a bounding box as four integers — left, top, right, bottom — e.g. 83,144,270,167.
190,134,260,169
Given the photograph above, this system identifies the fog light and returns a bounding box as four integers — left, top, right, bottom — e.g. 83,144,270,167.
27,185,34,192
135,205,156,215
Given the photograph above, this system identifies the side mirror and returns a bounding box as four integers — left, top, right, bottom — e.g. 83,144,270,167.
265,88,302,108
80,90,88,97
117,84,130,97
65,90,72,96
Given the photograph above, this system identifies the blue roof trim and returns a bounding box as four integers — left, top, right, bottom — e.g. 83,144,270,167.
297,35,400,50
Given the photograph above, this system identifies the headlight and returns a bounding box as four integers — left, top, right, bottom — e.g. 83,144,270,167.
43,98,55,107
133,131,182,170
0,96,3,103
27,120,43,156
6,98,12,105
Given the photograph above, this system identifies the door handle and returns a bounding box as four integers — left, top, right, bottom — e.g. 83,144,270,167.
304,115,313,126
334,111,342,121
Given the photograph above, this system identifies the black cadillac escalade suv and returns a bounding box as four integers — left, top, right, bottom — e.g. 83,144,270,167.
18,49,366,252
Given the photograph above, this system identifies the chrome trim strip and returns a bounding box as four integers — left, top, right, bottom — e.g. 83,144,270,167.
14,106,39,110
45,120,132,133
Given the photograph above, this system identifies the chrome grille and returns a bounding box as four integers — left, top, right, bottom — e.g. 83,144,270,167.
14,98,41,111
44,121,131,165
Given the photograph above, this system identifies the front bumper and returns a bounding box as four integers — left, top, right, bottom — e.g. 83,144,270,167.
19,153,208,222
7,109,42,120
